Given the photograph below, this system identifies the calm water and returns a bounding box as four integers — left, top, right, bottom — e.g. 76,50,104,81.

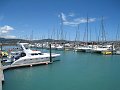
3,50,120,90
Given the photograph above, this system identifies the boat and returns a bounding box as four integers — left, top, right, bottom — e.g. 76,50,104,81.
46,44,57,50
56,45,64,50
102,51,112,55
91,45,115,54
75,45,92,52
75,15,92,53
115,50,120,55
9,43,60,65
0,50,8,58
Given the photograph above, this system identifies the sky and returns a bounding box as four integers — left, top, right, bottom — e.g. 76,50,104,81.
0,0,120,41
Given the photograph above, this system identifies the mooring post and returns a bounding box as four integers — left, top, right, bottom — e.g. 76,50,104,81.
0,42,3,61
112,42,114,55
42,43,43,49
0,42,2,51
49,44,52,62
63,43,65,50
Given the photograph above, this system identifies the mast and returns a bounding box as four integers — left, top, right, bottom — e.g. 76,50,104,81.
101,16,106,43
60,13,64,40
86,14,89,45
64,32,67,40
83,15,89,45
98,16,106,43
69,33,70,41
48,30,50,39
56,29,59,40
89,26,91,42
52,27,55,40
31,30,33,40
116,24,119,41
75,24,80,45
30,30,33,43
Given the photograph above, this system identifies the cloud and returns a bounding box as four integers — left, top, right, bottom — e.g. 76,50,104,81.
61,12,67,21
68,13,75,17
0,35,16,39
0,25,16,38
0,25,14,34
59,13,96,26
89,18,96,22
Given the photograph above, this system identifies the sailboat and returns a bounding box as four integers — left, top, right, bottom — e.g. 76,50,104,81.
91,17,115,54
115,24,120,54
75,15,92,52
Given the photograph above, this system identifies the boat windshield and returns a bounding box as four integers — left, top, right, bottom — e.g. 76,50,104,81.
31,53,43,56
23,44,30,49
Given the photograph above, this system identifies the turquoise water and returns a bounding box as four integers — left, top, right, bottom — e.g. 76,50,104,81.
3,50,120,90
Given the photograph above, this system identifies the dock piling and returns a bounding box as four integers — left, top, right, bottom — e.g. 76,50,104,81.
112,42,114,55
49,44,52,62
0,61,4,90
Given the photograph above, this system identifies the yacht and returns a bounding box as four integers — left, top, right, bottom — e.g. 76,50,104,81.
56,45,64,50
10,43,60,65
115,50,120,54
91,45,115,54
75,45,92,52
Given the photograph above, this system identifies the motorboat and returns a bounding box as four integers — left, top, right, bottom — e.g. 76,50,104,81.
9,43,60,65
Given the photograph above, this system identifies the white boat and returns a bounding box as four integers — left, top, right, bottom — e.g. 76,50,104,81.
56,45,64,50
46,44,57,50
10,43,60,65
115,51,120,54
91,45,115,53
75,45,92,52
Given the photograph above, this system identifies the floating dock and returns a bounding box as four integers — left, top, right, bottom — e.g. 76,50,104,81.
3,61,52,70
0,61,52,90
0,62,4,90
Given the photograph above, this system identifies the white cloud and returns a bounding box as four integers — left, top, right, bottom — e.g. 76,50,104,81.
0,25,14,31
73,18,96,23
68,13,75,17
89,18,96,22
0,35,16,39
0,25,16,38
1,30,8,34
59,13,96,26
61,13,67,21
0,25,14,34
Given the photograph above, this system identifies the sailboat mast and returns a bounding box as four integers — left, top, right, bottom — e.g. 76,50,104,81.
101,16,106,42
116,24,119,41
75,24,80,42
30,30,33,41
86,15,89,45
60,13,64,40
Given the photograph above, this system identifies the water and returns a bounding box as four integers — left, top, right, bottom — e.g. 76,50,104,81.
3,50,120,90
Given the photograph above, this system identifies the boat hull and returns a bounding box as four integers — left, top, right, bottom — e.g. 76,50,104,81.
11,55,60,65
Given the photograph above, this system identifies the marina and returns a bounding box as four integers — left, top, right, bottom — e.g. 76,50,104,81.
2,50,120,90
0,41,120,90
0,37,120,90
0,42,120,90
0,0,120,90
